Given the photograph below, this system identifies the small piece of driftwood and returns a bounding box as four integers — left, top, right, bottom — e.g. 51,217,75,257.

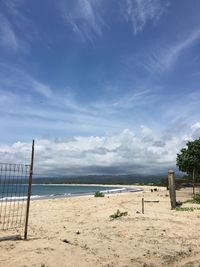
144,200,159,203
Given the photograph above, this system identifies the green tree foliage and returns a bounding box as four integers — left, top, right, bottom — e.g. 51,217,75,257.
176,138,200,195
176,138,200,176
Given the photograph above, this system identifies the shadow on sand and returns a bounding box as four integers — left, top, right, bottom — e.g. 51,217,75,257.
0,234,22,242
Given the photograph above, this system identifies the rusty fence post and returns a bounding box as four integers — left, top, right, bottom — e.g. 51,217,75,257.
24,140,35,240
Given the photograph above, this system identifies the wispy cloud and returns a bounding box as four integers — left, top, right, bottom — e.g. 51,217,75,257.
61,0,105,42
162,90,200,124
170,29,200,62
3,0,24,16
0,63,52,98
0,1,37,54
0,63,91,119
61,0,168,40
0,62,162,131
0,63,130,138
91,88,155,111
0,13,20,52
134,28,200,74
121,0,169,34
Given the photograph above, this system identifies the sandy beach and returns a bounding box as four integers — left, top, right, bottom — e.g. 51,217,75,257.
0,186,200,267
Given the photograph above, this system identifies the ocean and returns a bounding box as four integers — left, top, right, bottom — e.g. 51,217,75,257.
0,184,140,201
31,184,119,198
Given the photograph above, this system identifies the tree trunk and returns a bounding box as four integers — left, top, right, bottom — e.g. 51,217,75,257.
193,168,195,195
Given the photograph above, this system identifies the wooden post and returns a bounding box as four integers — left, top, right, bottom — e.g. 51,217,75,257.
192,168,195,195
24,140,35,240
142,198,144,214
168,170,176,210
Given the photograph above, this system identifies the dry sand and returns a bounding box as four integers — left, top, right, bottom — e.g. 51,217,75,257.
0,186,200,267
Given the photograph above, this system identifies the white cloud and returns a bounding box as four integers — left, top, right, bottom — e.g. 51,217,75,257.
191,123,200,140
122,0,169,34
1,125,199,176
191,123,200,131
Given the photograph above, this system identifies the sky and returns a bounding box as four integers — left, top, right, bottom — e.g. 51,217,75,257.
0,0,200,177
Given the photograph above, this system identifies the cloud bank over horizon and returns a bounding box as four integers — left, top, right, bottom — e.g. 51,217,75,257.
1,124,200,177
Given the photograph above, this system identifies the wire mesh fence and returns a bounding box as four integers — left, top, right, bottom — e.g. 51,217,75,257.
0,163,30,230
0,139,34,240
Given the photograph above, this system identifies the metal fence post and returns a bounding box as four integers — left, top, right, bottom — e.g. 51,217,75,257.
24,140,35,240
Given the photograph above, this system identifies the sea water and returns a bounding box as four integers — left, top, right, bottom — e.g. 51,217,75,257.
0,184,122,200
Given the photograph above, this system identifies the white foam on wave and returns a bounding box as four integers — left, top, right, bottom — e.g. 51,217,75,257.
100,188,127,193
100,187,143,194
0,195,42,201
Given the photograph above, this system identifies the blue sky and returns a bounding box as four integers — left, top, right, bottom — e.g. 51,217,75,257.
0,0,200,176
